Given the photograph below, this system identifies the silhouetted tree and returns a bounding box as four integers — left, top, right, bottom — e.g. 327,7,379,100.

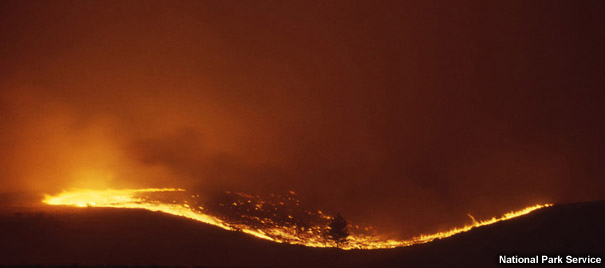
326,213,349,248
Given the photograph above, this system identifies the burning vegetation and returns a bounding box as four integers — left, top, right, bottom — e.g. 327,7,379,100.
43,188,551,250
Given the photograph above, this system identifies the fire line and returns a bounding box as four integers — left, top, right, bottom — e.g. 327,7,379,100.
42,188,552,250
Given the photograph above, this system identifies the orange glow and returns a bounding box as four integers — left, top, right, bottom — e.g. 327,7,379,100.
43,188,552,250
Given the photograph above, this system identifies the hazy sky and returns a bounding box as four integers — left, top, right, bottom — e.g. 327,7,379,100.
1,0,604,237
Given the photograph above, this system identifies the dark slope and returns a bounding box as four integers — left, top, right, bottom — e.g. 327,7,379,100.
0,201,603,267
344,201,605,267
0,207,331,267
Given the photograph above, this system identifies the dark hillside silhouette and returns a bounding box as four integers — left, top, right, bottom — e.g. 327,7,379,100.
0,200,604,267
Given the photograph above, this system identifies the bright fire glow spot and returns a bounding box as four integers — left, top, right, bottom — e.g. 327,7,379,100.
42,188,552,250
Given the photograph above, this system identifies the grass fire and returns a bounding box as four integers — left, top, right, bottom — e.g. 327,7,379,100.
43,188,551,250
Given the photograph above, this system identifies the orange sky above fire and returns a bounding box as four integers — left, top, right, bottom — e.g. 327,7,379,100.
1,0,604,237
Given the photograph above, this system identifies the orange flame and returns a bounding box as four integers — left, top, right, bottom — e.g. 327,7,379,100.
42,188,552,250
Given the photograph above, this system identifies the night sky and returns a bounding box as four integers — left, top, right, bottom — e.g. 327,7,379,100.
1,0,604,237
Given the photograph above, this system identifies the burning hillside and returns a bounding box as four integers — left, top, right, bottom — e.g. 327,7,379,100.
43,188,551,250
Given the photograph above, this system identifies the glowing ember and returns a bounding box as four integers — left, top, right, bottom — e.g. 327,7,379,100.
42,188,552,249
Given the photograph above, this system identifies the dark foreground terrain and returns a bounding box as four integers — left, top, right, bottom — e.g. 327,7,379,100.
0,199,603,267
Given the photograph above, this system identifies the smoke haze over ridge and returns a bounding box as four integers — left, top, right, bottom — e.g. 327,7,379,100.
1,0,604,237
